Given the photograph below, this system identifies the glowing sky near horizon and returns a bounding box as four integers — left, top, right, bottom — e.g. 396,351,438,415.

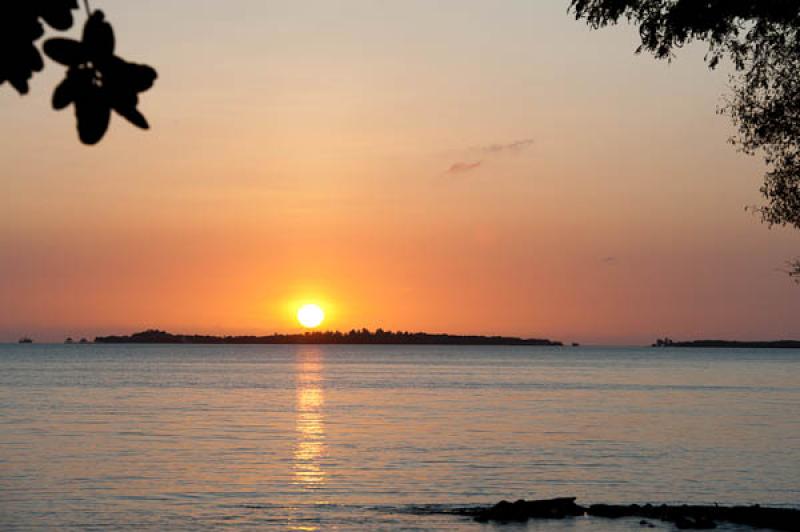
1,0,799,344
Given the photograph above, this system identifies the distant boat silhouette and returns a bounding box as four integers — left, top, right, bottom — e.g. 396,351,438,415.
18,337,33,344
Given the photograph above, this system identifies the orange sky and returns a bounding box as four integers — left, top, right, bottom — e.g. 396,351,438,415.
2,0,799,344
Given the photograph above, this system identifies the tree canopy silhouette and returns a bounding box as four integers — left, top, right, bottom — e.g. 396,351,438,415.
1,1,156,145
570,1,800,231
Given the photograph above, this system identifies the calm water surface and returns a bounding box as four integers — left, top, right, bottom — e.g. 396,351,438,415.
0,345,798,530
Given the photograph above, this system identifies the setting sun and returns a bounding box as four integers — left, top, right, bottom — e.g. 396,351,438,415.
297,304,325,329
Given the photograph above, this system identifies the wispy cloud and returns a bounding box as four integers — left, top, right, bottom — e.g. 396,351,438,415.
479,138,535,154
444,138,534,175
601,256,618,265
446,161,482,174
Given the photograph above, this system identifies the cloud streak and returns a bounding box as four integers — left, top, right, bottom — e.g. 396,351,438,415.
444,138,534,175
480,138,535,154
446,161,482,174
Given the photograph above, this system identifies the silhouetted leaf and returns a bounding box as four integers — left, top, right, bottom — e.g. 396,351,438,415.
52,76,76,109
75,87,110,145
8,76,30,95
43,38,84,66
112,59,158,92
28,17,46,42
114,105,149,129
5,44,44,95
83,11,115,57
39,0,79,31
106,78,151,129
29,44,45,72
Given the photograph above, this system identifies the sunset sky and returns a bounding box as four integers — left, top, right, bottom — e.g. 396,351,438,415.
2,0,799,344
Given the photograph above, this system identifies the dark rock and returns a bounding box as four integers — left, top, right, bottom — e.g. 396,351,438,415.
449,498,799,530
589,504,632,519
585,502,797,531
675,515,716,529
474,497,585,522
722,505,799,531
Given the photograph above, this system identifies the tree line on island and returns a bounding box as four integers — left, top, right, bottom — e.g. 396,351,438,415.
94,329,564,346
653,337,800,348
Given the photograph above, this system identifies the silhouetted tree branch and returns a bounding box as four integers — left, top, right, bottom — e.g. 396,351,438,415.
1,1,156,145
570,1,800,231
789,260,800,283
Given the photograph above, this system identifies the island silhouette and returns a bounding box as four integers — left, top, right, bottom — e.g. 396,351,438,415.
653,337,800,348
94,329,563,346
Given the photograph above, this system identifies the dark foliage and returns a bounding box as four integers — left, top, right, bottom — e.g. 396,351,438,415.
2,3,156,145
792,261,800,281
94,329,563,346
570,1,800,230
0,1,78,94
44,11,157,144
727,29,800,229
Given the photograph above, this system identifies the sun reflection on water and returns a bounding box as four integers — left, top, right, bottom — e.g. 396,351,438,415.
293,348,326,488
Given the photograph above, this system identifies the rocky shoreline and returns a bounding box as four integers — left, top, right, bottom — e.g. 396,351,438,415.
443,497,798,530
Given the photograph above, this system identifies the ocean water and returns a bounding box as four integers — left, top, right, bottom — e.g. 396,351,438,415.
0,344,798,530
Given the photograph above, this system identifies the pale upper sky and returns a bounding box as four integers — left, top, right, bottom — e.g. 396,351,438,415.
1,0,798,344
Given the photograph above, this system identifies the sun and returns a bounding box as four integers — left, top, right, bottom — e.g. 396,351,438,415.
297,304,325,329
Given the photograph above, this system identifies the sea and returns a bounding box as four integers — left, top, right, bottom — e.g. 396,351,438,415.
0,344,798,530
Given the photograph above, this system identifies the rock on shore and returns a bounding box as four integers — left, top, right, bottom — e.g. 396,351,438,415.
454,497,799,530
